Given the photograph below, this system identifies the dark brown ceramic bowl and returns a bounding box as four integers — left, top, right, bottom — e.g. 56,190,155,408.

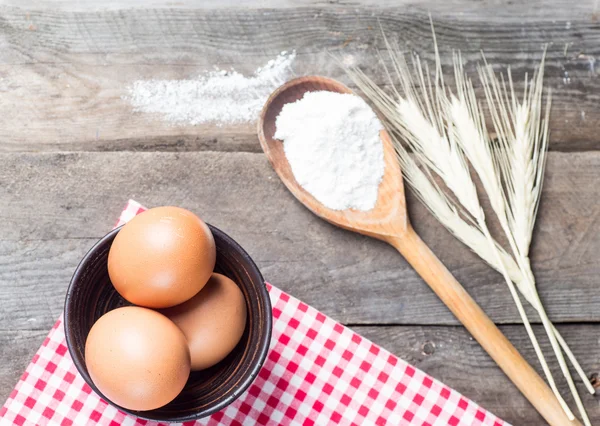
64,225,272,422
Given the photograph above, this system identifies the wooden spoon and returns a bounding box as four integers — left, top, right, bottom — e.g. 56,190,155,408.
258,76,579,426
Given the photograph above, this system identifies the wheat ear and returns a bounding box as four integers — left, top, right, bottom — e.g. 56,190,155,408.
479,57,592,425
471,55,593,396
343,44,574,417
480,57,594,398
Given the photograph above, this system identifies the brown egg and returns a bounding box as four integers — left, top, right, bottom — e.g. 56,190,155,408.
108,206,216,308
163,273,247,371
85,306,191,411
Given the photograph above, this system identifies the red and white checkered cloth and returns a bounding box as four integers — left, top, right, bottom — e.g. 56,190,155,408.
1,201,506,426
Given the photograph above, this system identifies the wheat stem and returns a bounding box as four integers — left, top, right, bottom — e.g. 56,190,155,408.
552,325,595,394
478,222,575,419
532,287,592,425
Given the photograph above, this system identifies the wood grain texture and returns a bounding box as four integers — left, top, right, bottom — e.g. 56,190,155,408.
2,0,600,11
6,0,596,10
0,151,598,330
0,239,97,331
0,3,598,151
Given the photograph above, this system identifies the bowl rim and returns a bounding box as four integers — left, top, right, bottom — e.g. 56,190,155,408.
64,224,272,422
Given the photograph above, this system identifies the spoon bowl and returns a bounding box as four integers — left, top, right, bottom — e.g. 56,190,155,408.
257,76,407,240
257,75,579,426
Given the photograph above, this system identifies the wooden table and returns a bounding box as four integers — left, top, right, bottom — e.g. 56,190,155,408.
1,1,599,424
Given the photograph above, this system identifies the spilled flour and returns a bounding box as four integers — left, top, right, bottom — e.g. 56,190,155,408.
274,91,384,211
125,51,296,126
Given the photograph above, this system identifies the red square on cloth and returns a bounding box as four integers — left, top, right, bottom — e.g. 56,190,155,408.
0,200,506,425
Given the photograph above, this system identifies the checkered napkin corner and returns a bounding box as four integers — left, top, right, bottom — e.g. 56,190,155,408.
115,199,146,228
1,200,507,426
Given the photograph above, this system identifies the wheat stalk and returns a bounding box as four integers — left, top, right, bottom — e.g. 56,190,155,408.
340,27,593,423
394,138,528,286
478,62,595,394
343,48,574,418
478,59,592,425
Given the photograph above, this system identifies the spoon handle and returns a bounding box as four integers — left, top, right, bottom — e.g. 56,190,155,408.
386,227,579,426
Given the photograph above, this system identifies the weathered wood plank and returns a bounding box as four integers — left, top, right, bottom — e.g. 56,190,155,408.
0,151,597,330
5,0,596,10
2,0,600,12
0,239,94,330
1,324,599,424
0,3,598,151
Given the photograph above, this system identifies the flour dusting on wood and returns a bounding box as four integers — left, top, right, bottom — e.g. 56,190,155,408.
125,51,295,126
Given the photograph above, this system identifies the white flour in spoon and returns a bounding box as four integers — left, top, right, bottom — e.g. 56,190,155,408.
126,51,295,126
274,91,384,211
